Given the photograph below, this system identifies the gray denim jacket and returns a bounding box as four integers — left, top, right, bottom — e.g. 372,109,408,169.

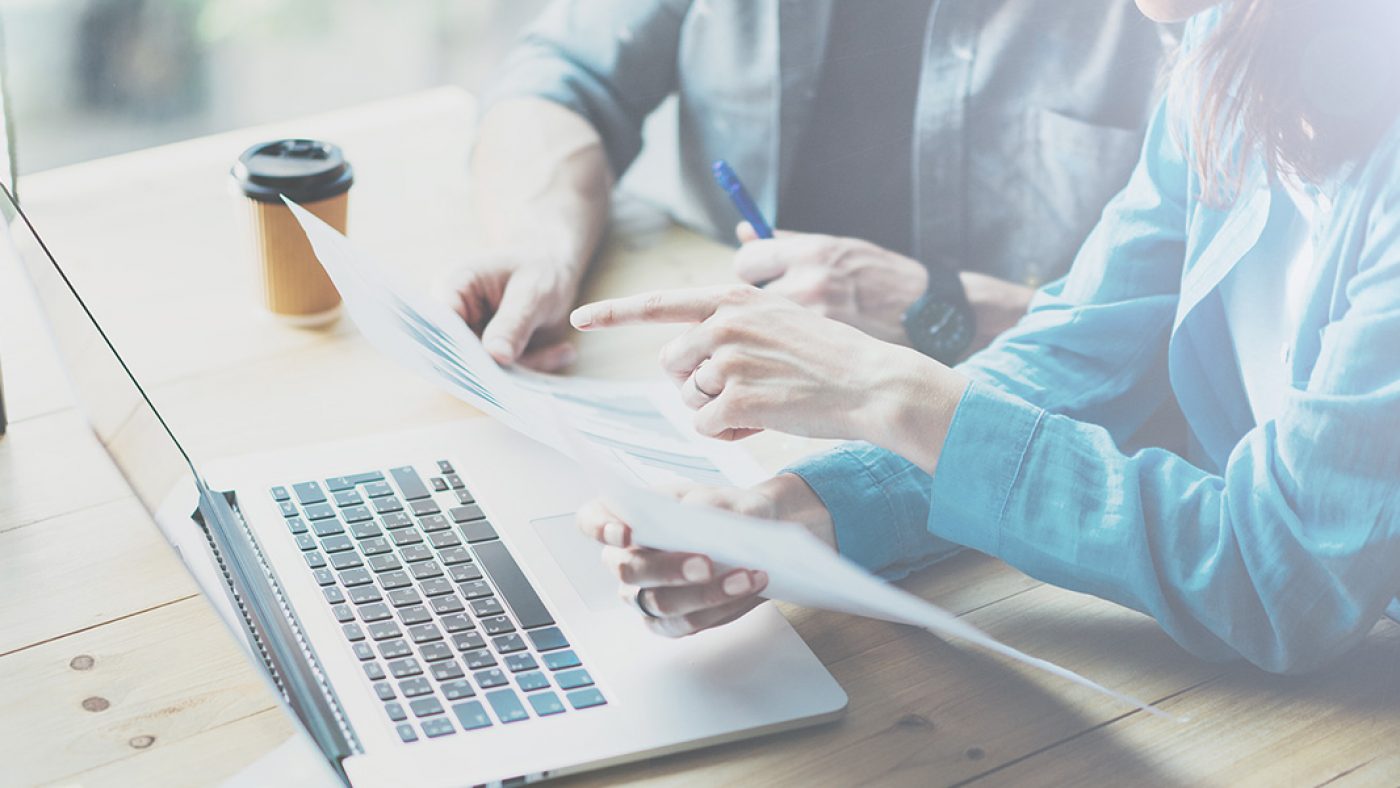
481,0,1172,286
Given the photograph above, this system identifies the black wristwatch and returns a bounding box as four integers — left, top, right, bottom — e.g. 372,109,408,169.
902,261,976,364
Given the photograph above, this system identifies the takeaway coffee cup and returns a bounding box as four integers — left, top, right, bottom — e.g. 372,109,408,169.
231,139,353,326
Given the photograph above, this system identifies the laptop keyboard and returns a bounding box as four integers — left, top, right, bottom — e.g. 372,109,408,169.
271,460,606,744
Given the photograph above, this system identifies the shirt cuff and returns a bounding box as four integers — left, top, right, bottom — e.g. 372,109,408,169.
927,381,1046,555
786,443,960,579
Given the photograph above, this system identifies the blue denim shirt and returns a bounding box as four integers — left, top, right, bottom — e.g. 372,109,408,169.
791,13,1400,674
482,0,1168,286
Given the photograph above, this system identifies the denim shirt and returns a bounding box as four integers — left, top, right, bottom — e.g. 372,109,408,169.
790,12,1400,674
481,0,1168,286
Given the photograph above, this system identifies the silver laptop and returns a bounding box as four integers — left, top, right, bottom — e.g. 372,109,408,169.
2,185,846,786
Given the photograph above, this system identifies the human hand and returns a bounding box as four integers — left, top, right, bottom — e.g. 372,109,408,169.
959,271,1036,353
576,475,834,637
571,284,962,446
733,223,928,346
437,246,583,371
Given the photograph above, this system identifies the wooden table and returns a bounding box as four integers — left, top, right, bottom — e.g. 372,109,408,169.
2,88,1398,787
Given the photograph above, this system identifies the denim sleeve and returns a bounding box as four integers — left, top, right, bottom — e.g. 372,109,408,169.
477,0,692,176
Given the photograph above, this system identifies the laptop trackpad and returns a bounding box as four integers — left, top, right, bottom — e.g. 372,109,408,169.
531,514,625,612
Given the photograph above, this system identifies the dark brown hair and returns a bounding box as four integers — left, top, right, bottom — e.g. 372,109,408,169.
1189,0,1400,202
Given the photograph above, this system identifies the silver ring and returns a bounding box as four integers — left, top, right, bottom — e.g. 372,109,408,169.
632,587,661,619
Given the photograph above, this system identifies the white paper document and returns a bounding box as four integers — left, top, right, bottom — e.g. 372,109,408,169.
287,199,1165,717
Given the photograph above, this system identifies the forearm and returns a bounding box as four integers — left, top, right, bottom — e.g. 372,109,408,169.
471,98,614,275
857,345,969,478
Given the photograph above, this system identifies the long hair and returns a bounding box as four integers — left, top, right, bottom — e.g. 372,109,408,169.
1189,0,1400,203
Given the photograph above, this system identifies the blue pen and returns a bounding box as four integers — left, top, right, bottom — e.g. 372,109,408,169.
711,160,773,239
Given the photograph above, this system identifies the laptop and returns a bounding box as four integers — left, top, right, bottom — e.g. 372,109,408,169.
1,184,847,786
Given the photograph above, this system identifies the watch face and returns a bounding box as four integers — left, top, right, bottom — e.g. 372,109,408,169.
913,299,974,363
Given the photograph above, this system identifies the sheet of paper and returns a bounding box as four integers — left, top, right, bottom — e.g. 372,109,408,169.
287,200,1165,717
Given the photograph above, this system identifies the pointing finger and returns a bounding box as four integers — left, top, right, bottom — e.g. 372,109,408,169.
571,286,752,330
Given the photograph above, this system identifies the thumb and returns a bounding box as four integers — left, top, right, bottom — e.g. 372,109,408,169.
480,271,552,365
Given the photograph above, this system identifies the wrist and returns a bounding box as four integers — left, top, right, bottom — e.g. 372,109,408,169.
756,474,836,549
861,347,969,476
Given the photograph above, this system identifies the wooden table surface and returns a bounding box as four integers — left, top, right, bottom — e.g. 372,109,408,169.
2,88,1398,788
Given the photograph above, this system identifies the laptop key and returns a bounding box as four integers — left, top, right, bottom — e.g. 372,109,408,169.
439,614,474,633
452,701,492,731
380,512,412,530
349,585,383,605
286,517,308,535
295,533,317,552
329,551,363,571
419,514,451,533
342,624,366,642
447,564,482,583
527,627,569,652
332,489,364,508
542,650,581,671
360,537,392,556
304,502,336,521
341,505,373,523
398,606,432,626
459,521,499,544
304,552,327,570
323,586,347,605
400,544,433,563
504,652,538,673
338,568,372,587
437,460,455,475
398,677,431,697
321,535,353,553
278,500,299,518
464,650,497,670
446,474,467,491
492,634,527,655
390,529,423,547
567,688,606,710
390,466,432,501
386,704,408,723
332,604,354,623
379,571,413,590
408,623,444,644
421,718,456,738
314,568,336,587
388,588,423,607
486,689,529,723
430,594,465,615
366,664,388,683
438,547,472,566
325,471,383,492
395,723,418,743
556,669,594,690
474,669,509,689
473,541,554,629
481,616,515,636
419,642,454,663
441,679,475,700
271,485,291,502
312,518,345,538
367,554,402,574
379,639,412,660
470,598,504,618
528,691,565,716
409,561,443,582
420,577,453,597
373,497,404,515
454,489,475,505
428,531,462,550
359,603,392,622
431,661,466,681
349,521,382,540
431,477,449,493
363,481,394,498
390,659,425,681
353,642,375,661
410,697,445,718
411,499,441,517
368,621,404,641
452,632,487,652
293,482,326,506
516,671,550,692
457,581,492,600
449,505,485,523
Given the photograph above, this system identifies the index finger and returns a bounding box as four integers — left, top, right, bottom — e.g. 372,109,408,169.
570,286,742,330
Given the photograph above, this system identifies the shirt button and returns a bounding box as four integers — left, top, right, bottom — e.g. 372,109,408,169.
1280,342,1292,365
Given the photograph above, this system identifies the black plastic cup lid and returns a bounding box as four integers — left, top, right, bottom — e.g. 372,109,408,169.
231,139,354,204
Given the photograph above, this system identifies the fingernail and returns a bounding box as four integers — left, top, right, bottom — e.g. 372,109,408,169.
602,521,625,547
485,338,514,361
682,557,710,582
752,570,769,591
723,572,752,596
570,308,593,329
